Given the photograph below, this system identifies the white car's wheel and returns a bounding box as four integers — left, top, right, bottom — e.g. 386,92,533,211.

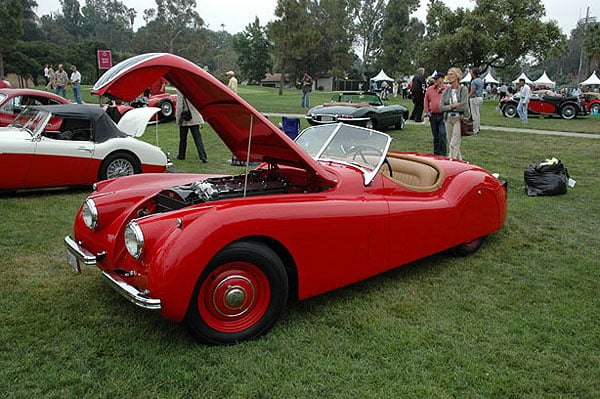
99,152,140,180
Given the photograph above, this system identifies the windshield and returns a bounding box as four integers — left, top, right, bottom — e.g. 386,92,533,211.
335,93,382,106
295,123,392,185
8,107,52,137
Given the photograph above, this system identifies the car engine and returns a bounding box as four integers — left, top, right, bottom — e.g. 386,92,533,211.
156,170,292,212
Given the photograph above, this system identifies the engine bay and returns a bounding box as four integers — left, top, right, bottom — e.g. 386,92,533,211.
156,169,301,212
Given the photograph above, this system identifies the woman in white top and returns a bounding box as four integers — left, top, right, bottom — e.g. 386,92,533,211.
439,67,470,160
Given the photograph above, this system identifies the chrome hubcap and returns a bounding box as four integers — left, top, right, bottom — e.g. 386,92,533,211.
213,275,255,317
107,159,134,178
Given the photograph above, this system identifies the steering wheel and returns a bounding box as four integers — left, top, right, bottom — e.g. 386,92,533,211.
346,144,383,165
382,157,393,177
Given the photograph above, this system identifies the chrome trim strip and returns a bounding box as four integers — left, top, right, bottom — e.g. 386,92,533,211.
64,235,97,265
102,270,162,310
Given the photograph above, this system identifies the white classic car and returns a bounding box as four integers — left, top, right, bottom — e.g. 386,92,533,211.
0,104,169,190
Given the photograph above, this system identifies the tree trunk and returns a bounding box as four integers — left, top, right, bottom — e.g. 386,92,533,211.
278,72,284,95
0,48,5,79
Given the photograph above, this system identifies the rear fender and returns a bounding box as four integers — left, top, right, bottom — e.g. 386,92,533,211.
444,170,507,244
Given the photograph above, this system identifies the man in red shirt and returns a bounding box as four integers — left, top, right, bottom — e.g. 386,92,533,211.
424,72,448,156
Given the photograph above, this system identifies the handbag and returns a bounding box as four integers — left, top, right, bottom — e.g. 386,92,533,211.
180,98,192,121
460,86,475,136
460,116,475,136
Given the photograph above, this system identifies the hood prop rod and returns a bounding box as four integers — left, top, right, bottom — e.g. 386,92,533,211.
242,113,254,198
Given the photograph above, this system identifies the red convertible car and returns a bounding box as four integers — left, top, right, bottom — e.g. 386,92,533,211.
65,53,507,345
104,92,177,123
0,88,70,127
583,92,600,115
499,92,587,120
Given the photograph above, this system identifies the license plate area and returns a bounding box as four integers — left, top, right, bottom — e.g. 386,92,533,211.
320,116,334,121
67,249,81,273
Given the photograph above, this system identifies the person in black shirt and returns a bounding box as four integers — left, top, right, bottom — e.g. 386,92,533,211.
410,67,426,122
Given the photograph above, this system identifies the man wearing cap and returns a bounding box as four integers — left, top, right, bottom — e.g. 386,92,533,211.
298,72,313,108
226,71,238,93
424,72,448,156
70,65,82,104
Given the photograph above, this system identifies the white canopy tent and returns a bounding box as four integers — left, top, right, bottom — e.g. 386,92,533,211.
371,70,394,82
533,71,555,87
512,72,533,85
481,69,499,84
580,71,600,86
460,70,472,83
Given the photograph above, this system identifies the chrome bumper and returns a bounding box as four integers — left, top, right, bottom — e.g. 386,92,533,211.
102,270,162,310
64,235,161,310
64,235,99,267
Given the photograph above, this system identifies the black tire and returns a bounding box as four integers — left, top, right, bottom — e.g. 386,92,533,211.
98,152,140,181
502,103,518,118
365,118,376,130
185,241,289,345
158,99,174,121
560,104,577,120
452,236,485,257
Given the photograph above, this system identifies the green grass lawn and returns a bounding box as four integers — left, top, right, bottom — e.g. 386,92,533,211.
1,85,598,398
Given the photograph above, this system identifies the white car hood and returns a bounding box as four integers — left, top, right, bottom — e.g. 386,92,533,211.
117,107,160,137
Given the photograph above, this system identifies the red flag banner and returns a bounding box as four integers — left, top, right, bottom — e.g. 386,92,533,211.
97,50,112,70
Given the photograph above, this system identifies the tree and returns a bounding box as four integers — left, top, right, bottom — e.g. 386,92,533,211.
380,0,423,76
267,0,321,94
21,0,44,41
59,0,85,39
233,18,272,84
0,0,23,78
353,0,386,77
583,22,600,72
135,0,203,55
80,0,136,52
309,0,357,78
423,0,565,74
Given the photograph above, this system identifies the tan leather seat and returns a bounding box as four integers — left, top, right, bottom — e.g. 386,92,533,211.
381,154,444,192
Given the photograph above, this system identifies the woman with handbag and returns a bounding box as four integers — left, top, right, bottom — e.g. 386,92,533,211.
439,67,470,160
175,90,208,163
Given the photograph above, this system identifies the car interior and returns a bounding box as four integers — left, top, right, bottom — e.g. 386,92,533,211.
1,95,64,115
378,153,445,192
43,118,94,141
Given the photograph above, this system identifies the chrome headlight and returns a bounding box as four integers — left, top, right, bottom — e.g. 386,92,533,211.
124,221,144,259
81,198,98,230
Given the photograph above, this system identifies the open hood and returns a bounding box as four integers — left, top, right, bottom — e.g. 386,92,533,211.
117,107,160,137
93,53,336,185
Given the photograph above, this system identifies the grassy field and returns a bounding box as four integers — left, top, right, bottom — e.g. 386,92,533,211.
1,85,599,398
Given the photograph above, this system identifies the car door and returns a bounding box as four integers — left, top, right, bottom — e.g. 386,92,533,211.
382,177,456,268
0,129,37,189
24,117,95,188
528,96,556,114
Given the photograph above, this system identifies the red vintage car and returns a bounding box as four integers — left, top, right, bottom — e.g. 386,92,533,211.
65,53,507,345
499,92,587,120
105,92,177,123
583,92,600,115
0,88,70,127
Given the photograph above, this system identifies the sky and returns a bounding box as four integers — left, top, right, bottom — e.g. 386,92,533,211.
35,0,595,36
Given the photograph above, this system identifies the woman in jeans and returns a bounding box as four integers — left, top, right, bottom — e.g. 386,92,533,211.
439,67,470,160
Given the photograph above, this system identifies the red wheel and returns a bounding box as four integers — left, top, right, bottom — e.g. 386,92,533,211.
185,241,288,344
198,262,271,333
452,236,485,257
